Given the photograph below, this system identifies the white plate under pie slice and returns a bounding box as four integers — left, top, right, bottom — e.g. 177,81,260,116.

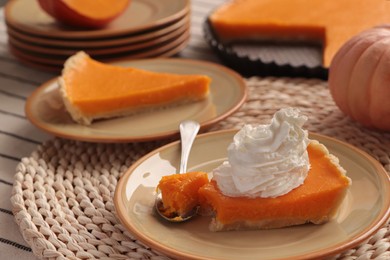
114,130,390,260
25,59,247,142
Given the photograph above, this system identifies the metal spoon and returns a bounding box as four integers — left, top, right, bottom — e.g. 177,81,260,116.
155,120,200,222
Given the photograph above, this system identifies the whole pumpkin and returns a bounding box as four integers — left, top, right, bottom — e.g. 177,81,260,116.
328,25,390,131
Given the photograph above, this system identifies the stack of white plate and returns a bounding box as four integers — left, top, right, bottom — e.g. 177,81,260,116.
5,0,190,72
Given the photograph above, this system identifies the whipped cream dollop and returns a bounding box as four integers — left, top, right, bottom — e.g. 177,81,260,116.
213,107,311,198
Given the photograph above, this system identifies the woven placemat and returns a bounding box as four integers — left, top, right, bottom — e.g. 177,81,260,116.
12,77,390,259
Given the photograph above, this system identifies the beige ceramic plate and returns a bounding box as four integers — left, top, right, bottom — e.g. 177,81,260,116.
5,0,189,39
114,130,390,260
25,60,247,142
12,39,190,73
6,14,190,48
8,22,189,56
9,29,190,66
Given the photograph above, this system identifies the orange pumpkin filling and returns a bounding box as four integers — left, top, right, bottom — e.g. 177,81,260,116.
157,141,350,231
60,51,211,125
210,0,390,66
61,0,129,20
157,172,209,218
198,141,351,231
37,0,130,28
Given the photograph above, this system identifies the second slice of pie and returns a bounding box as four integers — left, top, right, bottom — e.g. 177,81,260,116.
60,52,211,125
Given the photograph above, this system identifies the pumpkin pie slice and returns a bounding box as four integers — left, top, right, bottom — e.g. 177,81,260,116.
198,140,351,231
157,171,209,219
209,0,390,66
60,51,211,125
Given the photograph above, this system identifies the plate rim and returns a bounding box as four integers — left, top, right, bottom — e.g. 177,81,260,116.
8,24,186,56
6,14,190,48
5,0,190,39
25,59,248,143
9,29,191,65
8,26,190,61
114,129,390,260
11,38,190,72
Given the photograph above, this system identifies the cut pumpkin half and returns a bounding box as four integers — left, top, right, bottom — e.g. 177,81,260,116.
38,0,130,28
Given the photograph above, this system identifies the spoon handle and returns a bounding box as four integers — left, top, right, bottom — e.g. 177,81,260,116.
179,120,200,174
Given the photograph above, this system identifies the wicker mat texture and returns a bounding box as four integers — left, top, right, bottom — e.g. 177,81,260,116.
11,77,390,260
